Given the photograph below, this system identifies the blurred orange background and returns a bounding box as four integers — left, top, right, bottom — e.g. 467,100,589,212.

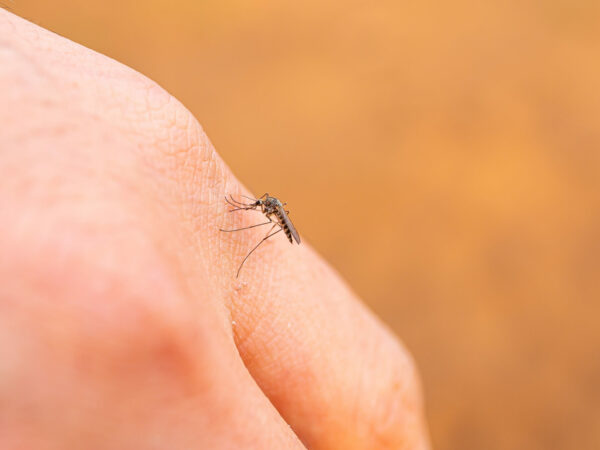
12,1,600,449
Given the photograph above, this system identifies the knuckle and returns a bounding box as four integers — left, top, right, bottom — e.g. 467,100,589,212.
95,67,225,211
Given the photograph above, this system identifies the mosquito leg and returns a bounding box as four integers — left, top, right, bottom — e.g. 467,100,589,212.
226,196,258,212
227,206,255,212
220,220,272,232
236,226,282,278
231,195,252,206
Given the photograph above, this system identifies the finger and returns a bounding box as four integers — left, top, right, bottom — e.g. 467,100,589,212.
219,231,431,449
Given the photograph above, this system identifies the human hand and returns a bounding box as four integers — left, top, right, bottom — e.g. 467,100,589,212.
0,10,429,449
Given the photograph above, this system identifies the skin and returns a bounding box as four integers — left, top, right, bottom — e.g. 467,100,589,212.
0,9,429,449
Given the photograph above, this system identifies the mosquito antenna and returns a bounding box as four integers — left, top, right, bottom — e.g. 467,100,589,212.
226,195,251,207
241,195,259,203
237,227,282,277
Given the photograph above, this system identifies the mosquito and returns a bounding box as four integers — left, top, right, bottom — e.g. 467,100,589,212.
220,193,301,277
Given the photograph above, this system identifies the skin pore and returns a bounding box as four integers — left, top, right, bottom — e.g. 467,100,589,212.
0,9,429,449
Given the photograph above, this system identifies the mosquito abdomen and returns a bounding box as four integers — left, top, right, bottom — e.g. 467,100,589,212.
276,208,300,244
277,213,293,243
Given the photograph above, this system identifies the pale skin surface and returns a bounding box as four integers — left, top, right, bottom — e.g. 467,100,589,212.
0,9,429,449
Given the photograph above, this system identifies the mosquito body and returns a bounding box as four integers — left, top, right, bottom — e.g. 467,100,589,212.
220,193,301,277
